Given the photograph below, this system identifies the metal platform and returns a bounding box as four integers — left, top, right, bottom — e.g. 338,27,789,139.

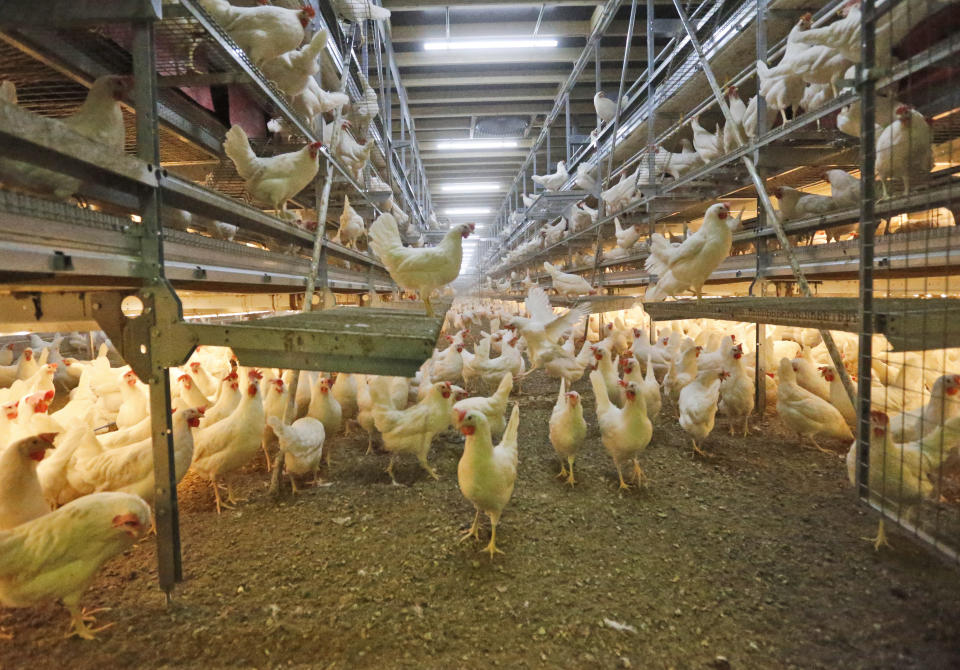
191,306,446,377
643,297,960,352
524,191,589,220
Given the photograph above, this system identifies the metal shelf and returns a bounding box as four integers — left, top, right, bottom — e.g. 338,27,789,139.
642,297,960,352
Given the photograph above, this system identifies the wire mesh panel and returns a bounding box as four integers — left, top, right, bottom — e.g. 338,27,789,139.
854,0,960,560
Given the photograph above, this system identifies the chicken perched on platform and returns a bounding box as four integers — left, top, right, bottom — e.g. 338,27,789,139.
594,91,617,124
876,105,933,198
644,203,734,302
334,0,391,23
260,29,328,100
369,213,472,316
223,125,321,219
531,161,568,192
549,380,586,486
0,491,151,639
591,372,652,490
690,116,723,163
0,76,129,202
198,0,314,65
543,261,595,297
772,185,840,221
456,404,520,558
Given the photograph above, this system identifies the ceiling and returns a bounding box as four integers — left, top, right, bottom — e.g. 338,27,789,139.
384,0,661,248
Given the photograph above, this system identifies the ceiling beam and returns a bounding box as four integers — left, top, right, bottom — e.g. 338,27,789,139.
397,82,610,105
406,101,595,118
393,47,646,68
389,19,636,42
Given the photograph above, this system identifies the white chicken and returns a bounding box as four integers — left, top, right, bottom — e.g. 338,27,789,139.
197,0,313,65
718,343,755,436
267,416,325,492
334,0,391,23
0,428,58,531
888,373,960,444
543,261,595,297
223,125,321,219
679,369,726,457
453,372,513,439
369,213,472,316
772,185,840,221
505,287,589,369
0,76,129,202
722,86,748,152
548,380,586,486
644,202,733,301
777,357,852,451
0,491,151,639
614,217,643,250
876,105,933,197
620,354,661,420
259,30,328,100
336,194,366,249
307,376,342,464
455,404,520,559
191,373,266,513
690,116,723,163
532,161,569,192
591,372,652,490
593,91,617,124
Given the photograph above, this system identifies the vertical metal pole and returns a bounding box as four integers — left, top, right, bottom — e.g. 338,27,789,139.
855,0,877,497
645,0,656,238
565,93,571,164
753,0,768,416
133,20,181,594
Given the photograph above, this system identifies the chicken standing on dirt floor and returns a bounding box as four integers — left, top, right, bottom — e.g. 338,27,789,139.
876,105,933,198
887,373,960,444
368,213,472,316
846,411,933,551
0,76,129,202
430,342,464,385
719,343,755,436
456,404,521,559
549,380,586,486
223,125,322,220
645,203,734,302
543,261,595,297
69,407,202,504
197,0,314,65
679,369,726,458
0,428,59,530
267,416,325,492
332,373,359,424
453,372,513,440
0,491,151,639
777,357,852,452
191,372,266,513
371,381,455,484
591,372,652,490
336,194,365,249
620,354,661,420
308,376,341,465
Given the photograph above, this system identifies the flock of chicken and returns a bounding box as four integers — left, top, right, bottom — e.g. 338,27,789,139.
491,0,937,296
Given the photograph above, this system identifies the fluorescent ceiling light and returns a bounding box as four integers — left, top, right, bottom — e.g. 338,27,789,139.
446,207,490,215
424,38,558,51
441,183,502,193
436,139,518,151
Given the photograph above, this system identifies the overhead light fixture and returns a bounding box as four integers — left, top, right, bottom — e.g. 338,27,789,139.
440,183,502,193
436,139,518,151
446,207,490,215
424,38,558,51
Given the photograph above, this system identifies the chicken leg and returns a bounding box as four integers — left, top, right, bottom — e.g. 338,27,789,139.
459,508,481,543
423,294,434,318
863,518,892,551
692,439,714,458
566,457,576,486
632,460,647,488
615,463,631,490
483,514,504,559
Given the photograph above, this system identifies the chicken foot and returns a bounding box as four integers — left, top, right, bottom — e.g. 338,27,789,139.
483,517,504,559
632,460,648,488
863,518,892,551
692,439,714,459
615,463,631,490
66,605,113,640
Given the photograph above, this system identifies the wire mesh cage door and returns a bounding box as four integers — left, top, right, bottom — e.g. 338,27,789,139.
854,0,960,561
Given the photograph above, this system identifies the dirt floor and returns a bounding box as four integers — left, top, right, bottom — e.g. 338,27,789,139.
3,369,960,669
